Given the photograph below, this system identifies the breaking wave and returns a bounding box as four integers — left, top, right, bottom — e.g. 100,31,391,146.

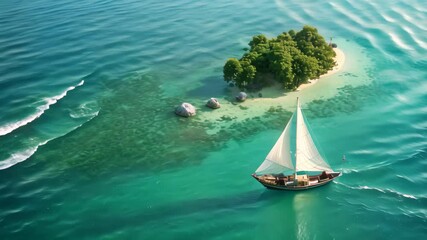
0,80,85,137
0,111,98,170
0,141,48,170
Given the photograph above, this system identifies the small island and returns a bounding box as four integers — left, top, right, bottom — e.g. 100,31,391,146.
223,25,336,91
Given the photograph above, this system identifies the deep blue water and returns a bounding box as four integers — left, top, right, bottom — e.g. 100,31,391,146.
0,0,426,239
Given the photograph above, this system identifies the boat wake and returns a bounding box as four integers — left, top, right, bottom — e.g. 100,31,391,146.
341,168,360,174
335,181,417,200
0,80,85,137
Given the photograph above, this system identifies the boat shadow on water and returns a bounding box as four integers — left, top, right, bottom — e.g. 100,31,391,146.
255,184,340,239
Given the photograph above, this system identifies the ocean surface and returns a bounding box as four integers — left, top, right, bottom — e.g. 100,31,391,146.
1,0,426,239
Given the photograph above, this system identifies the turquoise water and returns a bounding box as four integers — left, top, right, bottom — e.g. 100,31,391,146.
1,0,426,239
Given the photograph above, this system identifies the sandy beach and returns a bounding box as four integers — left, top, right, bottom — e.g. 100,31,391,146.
196,48,346,131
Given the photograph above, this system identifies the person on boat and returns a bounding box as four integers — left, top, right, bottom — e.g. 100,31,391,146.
320,171,328,179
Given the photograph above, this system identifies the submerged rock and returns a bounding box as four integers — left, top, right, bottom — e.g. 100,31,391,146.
206,98,221,109
235,92,247,102
175,103,196,117
329,43,338,48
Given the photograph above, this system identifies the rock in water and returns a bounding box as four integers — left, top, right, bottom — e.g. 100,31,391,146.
235,92,247,102
206,98,221,109
175,103,196,117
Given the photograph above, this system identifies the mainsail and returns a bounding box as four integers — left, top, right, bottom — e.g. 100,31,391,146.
255,114,294,174
295,102,333,172
255,98,333,175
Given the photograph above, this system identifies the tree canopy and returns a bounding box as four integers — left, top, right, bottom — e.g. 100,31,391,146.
223,25,336,90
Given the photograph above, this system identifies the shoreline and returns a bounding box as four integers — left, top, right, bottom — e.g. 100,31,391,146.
297,48,345,91
197,48,346,128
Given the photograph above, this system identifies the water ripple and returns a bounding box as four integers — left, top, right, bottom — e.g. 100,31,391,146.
0,0,426,238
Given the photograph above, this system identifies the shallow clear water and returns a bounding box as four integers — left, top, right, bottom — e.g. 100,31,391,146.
0,0,426,239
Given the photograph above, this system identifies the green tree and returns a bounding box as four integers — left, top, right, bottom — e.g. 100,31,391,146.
276,32,293,42
294,25,335,73
223,26,336,91
249,34,268,49
292,54,319,87
277,59,294,88
241,51,259,64
236,61,256,88
223,58,242,83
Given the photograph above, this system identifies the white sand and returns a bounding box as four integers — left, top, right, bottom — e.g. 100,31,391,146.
197,48,346,130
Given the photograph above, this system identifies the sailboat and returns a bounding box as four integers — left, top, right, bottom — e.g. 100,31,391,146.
252,98,341,190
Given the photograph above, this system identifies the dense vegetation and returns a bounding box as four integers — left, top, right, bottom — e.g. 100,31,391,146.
223,25,336,90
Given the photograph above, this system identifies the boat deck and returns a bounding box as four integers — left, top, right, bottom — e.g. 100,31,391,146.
252,172,341,190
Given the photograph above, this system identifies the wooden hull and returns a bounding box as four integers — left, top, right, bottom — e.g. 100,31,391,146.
252,172,341,191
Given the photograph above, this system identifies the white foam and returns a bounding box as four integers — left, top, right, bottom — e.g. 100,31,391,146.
348,149,374,155
0,80,85,137
0,111,98,170
358,185,386,193
70,109,99,119
403,194,417,199
337,182,418,200
0,141,47,170
342,168,359,174
69,101,99,119
358,185,417,200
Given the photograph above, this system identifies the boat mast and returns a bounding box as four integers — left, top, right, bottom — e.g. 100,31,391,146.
294,97,299,181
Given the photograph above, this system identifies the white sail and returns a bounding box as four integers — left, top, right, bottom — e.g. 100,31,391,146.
295,102,333,172
255,114,294,174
